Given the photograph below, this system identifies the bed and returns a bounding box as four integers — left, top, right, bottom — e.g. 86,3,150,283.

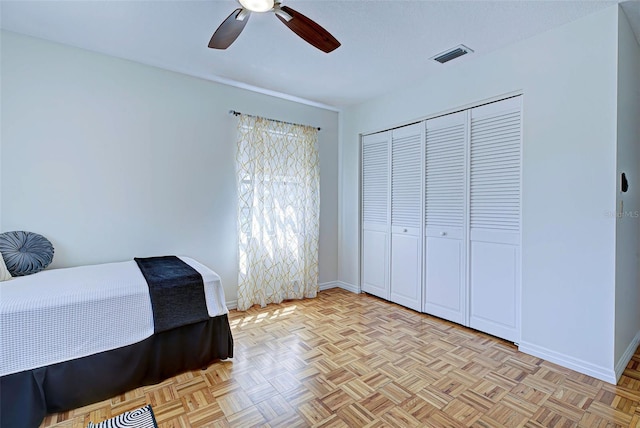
0,256,234,428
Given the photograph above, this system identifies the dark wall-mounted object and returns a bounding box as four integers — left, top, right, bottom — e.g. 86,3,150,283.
621,172,629,193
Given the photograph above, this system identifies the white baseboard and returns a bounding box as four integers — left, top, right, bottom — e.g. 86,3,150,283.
335,281,360,294
319,281,339,291
319,281,360,293
518,341,616,384
615,330,640,381
226,281,359,309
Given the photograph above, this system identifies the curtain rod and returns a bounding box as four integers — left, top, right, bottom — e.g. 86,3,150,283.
229,110,321,131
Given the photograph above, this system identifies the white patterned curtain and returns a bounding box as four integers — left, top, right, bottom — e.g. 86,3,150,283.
236,115,320,311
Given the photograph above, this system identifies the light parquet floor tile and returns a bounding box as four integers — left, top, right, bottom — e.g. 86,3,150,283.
41,288,640,427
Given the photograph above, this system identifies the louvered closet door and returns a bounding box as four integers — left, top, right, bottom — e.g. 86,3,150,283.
361,131,391,299
390,123,424,311
424,111,467,324
469,96,522,342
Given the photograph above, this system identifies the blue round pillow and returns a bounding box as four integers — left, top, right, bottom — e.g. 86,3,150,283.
0,231,54,277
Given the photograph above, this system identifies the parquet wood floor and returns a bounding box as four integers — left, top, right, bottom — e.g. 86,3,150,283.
41,288,640,427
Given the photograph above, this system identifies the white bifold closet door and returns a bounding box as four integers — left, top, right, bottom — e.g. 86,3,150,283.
361,131,391,300
390,123,424,311
468,97,522,342
423,111,467,324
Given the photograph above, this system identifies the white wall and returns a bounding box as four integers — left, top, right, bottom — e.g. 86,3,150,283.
0,31,340,305
340,6,620,380
614,7,640,377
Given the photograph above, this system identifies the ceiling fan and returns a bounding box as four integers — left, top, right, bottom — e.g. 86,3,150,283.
208,0,340,53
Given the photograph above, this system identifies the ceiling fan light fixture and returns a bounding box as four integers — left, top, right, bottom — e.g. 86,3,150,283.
238,0,274,13
209,1,340,52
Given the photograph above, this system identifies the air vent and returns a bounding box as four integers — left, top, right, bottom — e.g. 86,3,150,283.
431,45,473,64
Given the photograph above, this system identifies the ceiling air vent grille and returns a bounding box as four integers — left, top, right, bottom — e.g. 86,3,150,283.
431,45,473,64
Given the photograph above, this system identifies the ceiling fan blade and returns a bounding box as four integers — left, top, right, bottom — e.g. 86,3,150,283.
275,6,340,53
208,8,250,50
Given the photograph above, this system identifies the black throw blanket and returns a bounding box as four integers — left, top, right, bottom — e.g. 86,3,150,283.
134,256,210,333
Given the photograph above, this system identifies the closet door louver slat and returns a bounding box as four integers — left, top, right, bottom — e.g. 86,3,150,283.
392,134,422,229
470,110,520,233
426,123,465,230
363,140,389,225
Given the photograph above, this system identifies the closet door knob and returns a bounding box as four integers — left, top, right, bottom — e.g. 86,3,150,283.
440,231,447,236
403,228,408,232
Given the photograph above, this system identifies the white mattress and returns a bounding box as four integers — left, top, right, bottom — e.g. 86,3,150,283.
0,256,228,377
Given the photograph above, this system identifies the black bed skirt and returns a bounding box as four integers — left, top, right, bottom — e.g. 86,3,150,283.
0,314,233,428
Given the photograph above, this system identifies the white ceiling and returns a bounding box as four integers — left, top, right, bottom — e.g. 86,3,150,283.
1,0,639,108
